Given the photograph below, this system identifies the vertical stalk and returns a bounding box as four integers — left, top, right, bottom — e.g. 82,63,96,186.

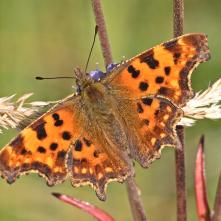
126,178,148,221
91,0,113,67
175,126,186,221
173,1,186,221
91,0,147,220
173,0,184,37
211,173,221,221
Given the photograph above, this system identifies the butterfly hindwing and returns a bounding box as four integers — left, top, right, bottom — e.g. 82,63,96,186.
107,33,210,106
129,96,183,167
69,133,132,200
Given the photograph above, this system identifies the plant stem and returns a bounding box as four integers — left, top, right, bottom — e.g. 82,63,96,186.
126,178,148,221
173,0,184,37
173,1,186,220
211,173,221,221
175,126,187,221
91,1,147,220
91,0,113,68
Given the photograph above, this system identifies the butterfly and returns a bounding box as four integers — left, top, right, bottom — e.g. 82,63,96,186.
0,33,210,200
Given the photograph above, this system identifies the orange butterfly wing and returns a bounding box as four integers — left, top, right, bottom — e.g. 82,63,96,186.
0,96,132,200
69,133,132,200
127,96,183,167
107,33,210,106
105,33,210,167
0,99,78,186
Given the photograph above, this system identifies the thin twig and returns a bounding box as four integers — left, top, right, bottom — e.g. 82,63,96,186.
211,173,221,221
91,1,147,221
175,126,187,221
173,0,184,37
173,1,186,220
126,178,148,221
91,0,113,68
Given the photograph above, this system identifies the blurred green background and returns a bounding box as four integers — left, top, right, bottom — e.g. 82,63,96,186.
0,0,220,220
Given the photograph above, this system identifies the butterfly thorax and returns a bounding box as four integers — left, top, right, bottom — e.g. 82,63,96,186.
83,83,105,103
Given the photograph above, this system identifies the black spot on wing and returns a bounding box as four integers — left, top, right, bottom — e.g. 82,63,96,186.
31,119,47,140
52,113,64,127
74,140,82,151
140,50,159,69
142,98,153,106
52,113,60,121
54,120,63,127
155,76,164,84
50,143,58,151
139,82,149,91
164,66,171,75
127,65,140,78
37,146,46,153
62,131,71,140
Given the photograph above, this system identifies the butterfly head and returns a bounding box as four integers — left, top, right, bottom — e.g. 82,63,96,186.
74,67,107,103
74,62,118,96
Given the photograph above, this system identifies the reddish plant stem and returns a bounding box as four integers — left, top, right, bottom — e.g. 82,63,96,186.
91,1,147,221
211,173,221,221
52,193,115,221
195,136,210,221
173,0,186,220
91,0,113,68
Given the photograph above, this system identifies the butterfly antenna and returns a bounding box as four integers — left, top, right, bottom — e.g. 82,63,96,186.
36,76,74,80
84,25,99,73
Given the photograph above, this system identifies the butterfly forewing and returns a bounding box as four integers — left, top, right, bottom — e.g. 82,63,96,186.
107,33,210,106
0,101,79,185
